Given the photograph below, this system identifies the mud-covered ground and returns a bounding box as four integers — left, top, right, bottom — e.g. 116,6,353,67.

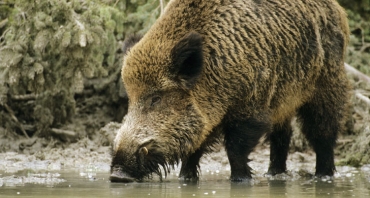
0,120,358,180
0,136,317,179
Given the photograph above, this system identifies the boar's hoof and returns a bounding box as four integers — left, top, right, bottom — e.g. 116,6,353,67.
230,176,253,182
110,167,135,183
266,168,286,176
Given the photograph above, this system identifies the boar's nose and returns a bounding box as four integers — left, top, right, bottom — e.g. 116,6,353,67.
110,165,135,183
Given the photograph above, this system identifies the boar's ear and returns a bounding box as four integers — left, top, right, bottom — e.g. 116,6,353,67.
122,34,143,55
170,32,203,89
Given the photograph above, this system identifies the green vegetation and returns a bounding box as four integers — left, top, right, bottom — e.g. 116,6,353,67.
338,0,370,20
340,0,370,74
338,0,370,166
0,0,166,139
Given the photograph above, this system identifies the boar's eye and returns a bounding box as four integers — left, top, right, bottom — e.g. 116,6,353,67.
151,96,161,107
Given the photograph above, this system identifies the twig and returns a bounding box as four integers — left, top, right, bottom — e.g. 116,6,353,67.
360,43,370,53
51,128,77,137
345,63,370,84
23,124,36,132
0,18,8,29
11,94,37,101
355,91,370,107
2,103,30,138
114,0,119,6
0,28,10,46
337,138,354,144
160,0,164,16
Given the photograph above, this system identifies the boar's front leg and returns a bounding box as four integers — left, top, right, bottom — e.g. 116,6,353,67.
179,149,203,181
179,131,221,181
224,115,271,181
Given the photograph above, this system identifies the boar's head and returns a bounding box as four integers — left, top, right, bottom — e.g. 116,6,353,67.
110,32,208,182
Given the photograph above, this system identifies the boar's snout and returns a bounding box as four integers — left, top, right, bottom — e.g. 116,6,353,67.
110,165,135,183
110,145,154,182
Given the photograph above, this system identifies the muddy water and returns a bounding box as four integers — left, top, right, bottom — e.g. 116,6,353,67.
1,165,369,198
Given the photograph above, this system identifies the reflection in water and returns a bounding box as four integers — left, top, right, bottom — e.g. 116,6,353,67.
0,166,369,198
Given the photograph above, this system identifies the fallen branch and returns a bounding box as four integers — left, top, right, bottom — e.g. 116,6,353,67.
23,124,36,132
360,43,370,53
355,91,370,107
51,128,77,138
11,94,37,101
160,0,165,16
2,103,30,138
345,63,370,83
337,138,354,144
0,27,10,46
0,18,8,29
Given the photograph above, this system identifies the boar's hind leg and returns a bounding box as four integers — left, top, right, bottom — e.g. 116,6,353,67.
267,119,293,175
297,80,347,177
224,116,271,181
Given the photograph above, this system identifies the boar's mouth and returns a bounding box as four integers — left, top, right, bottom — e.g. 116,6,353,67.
110,145,176,182
110,166,135,183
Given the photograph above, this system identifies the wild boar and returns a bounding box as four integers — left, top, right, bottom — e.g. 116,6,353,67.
110,0,350,182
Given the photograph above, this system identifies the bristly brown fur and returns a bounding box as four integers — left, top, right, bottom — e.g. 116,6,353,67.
112,0,350,182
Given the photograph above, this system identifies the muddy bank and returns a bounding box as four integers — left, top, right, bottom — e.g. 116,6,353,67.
0,120,346,179
0,121,318,177
0,138,315,178
0,134,366,187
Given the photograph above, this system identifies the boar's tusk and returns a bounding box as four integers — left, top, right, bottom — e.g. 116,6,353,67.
141,147,148,155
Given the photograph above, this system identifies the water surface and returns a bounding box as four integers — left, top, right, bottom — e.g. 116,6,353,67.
1,165,369,198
